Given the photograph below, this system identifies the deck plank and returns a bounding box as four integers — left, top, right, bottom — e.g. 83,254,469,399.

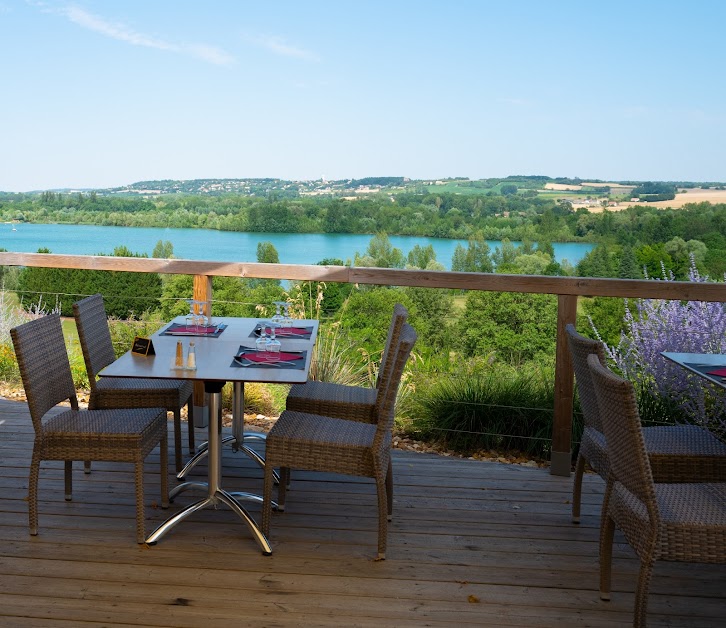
0,397,724,626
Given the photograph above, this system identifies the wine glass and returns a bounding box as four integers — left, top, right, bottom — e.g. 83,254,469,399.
255,323,269,352
281,302,293,328
195,300,209,329
184,299,197,329
271,301,285,326
266,322,281,360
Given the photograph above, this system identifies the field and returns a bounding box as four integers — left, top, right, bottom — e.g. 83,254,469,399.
619,187,726,209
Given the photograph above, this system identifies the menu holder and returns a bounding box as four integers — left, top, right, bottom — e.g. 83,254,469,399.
131,336,155,356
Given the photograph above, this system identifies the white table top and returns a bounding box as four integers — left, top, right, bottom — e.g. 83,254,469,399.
100,316,318,385
661,352,726,390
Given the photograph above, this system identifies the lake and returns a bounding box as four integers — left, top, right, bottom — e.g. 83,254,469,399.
0,223,594,269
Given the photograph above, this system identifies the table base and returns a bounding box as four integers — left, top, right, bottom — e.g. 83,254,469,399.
146,488,271,555
145,381,272,555
177,382,279,484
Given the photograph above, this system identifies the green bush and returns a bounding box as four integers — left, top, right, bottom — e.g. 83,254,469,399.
406,363,580,459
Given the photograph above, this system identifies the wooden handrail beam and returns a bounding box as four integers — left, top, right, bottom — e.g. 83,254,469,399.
3,250,725,476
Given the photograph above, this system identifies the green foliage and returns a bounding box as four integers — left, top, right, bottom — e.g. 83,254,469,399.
631,182,676,201
579,297,627,347
158,274,283,320
401,286,453,352
458,291,557,363
16,247,161,318
0,343,19,384
152,240,174,258
339,287,414,357
451,235,493,273
308,322,372,386
406,364,571,458
406,244,437,269
256,241,280,264
353,233,405,268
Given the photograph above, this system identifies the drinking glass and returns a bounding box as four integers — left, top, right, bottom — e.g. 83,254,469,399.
281,302,293,328
196,300,209,329
271,301,285,326
255,323,269,352
266,322,281,360
185,299,197,329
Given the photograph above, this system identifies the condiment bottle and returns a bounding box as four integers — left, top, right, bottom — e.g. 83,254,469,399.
186,342,196,370
175,341,183,367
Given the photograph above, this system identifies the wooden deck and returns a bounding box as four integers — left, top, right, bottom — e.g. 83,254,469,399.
0,398,724,627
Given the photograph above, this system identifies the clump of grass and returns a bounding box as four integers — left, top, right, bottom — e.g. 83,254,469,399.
406,364,576,458
108,313,167,357
308,322,371,387
220,382,276,416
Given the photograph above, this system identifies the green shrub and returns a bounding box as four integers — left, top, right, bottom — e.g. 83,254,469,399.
406,363,580,458
0,343,19,384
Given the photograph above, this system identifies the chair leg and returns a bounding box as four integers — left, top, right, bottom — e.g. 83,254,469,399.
572,452,586,523
262,460,275,536
173,409,183,474
599,513,615,601
160,430,169,509
29,450,40,536
386,458,393,520
277,467,289,511
186,399,195,454
375,471,388,560
64,460,73,501
134,459,145,544
633,558,655,628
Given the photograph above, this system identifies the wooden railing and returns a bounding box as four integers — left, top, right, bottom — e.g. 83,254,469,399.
3,251,725,476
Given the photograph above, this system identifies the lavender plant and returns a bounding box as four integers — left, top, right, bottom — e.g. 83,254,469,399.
593,259,726,436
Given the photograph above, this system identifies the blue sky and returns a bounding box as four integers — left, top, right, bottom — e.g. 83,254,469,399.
1,0,725,191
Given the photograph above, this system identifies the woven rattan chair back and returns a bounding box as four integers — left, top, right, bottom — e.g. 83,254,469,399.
565,324,607,433
586,354,657,509
10,314,79,430
374,323,417,443
376,304,408,390
72,294,117,393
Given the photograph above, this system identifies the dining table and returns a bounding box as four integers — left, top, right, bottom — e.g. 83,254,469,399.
661,352,726,390
99,315,318,554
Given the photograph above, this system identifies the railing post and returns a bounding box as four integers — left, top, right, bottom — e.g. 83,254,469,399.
551,294,578,476
192,274,213,428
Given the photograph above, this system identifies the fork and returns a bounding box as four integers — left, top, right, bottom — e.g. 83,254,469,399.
234,356,279,367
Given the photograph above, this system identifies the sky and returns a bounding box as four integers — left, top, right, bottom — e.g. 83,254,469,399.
1,0,725,191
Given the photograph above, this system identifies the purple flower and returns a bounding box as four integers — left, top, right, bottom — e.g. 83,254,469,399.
592,257,726,434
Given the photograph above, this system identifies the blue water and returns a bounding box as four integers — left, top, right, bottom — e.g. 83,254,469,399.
0,223,593,268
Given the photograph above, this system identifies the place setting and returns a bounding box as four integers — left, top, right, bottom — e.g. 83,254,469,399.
249,302,314,339
161,299,227,337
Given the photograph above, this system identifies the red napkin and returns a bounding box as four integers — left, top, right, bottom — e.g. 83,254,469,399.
172,325,218,334
237,351,303,363
265,326,309,336
706,367,726,376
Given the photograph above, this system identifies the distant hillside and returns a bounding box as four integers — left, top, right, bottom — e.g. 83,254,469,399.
6,175,723,199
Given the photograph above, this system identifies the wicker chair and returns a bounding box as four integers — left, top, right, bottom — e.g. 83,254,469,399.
566,324,726,523
73,294,194,473
587,354,726,628
284,303,408,504
285,303,408,422
11,314,169,544
262,323,417,559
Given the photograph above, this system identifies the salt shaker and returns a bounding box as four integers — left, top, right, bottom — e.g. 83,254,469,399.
186,342,196,370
